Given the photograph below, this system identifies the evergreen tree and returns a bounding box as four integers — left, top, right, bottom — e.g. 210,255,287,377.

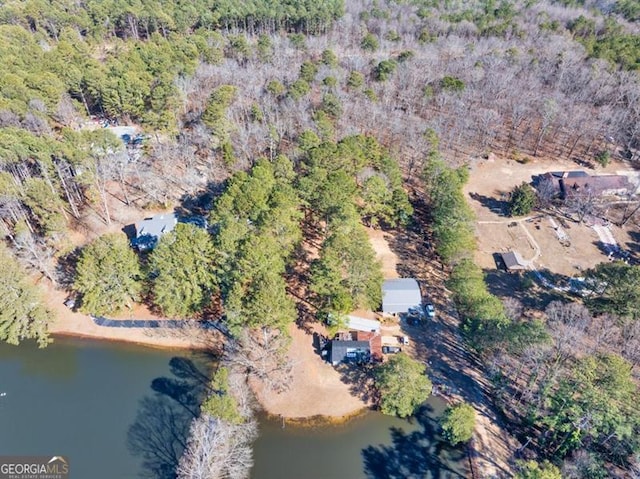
74,233,142,315
440,402,476,445
201,367,242,424
149,223,217,318
311,220,383,314
543,353,640,458
516,461,562,479
0,246,52,347
585,262,640,320
508,182,537,217
374,353,432,418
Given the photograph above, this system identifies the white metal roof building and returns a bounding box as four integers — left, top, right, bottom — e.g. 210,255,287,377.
382,278,422,314
347,315,381,333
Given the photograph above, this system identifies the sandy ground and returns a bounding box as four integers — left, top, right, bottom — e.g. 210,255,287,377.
251,323,369,419
466,154,640,276
43,279,217,350
365,226,400,278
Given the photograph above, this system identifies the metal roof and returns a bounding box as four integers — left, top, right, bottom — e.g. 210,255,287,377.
135,213,178,240
347,315,381,333
382,278,421,314
501,251,527,270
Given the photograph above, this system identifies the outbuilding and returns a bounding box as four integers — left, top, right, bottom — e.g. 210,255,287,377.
347,315,381,333
381,278,422,315
500,251,527,271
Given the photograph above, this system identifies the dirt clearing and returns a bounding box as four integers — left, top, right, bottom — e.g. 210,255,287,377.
366,227,400,278
466,154,640,277
250,323,368,419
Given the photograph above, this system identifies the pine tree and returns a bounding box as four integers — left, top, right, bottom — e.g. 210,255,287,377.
440,402,476,445
0,246,52,347
149,224,216,318
74,233,142,316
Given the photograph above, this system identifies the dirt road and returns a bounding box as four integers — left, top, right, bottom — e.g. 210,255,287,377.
384,197,518,478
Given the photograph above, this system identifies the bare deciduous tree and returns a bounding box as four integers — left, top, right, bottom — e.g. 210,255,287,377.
177,413,257,479
225,327,293,393
9,225,55,281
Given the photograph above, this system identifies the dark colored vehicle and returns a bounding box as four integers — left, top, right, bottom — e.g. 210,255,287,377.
382,346,402,354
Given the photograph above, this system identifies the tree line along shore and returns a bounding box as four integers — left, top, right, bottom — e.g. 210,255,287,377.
2,0,640,477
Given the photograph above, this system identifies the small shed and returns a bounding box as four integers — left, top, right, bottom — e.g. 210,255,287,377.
329,340,371,366
382,278,422,315
133,213,178,251
501,251,527,271
347,315,381,333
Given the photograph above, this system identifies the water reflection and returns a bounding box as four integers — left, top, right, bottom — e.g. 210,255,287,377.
362,404,467,479
127,356,213,479
0,338,468,479
252,398,468,479
0,339,78,381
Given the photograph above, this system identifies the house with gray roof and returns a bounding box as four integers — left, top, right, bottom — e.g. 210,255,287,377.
132,213,178,251
329,340,371,366
381,278,422,315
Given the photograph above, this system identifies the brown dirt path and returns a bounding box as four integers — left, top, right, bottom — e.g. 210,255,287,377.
386,196,518,478
365,226,400,278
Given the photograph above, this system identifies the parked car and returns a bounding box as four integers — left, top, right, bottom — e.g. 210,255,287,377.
399,336,409,345
425,303,436,318
382,346,402,354
64,296,77,310
405,307,424,325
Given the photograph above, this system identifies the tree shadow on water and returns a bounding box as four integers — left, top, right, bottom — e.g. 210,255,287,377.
362,405,467,479
127,356,213,479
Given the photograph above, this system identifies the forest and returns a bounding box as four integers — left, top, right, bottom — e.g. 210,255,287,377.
2,0,640,477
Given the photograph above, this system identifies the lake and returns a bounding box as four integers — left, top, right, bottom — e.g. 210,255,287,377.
0,337,468,478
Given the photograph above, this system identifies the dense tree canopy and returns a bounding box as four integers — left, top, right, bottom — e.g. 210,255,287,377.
0,246,51,347
423,157,475,263
310,218,383,314
210,157,301,334
585,262,640,320
74,233,142,316
440,402,476,445
149,223,217,318
542,353,640,458
374,353,432,418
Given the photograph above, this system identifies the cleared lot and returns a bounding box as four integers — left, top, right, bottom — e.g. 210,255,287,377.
465,155,638,277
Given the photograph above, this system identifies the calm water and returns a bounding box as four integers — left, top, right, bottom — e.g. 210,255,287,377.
0,337,468,479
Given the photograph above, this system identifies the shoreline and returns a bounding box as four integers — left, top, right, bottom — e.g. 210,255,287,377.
42,278,218,351
47,312,218,351
260,406,372,427
50,329,213,351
